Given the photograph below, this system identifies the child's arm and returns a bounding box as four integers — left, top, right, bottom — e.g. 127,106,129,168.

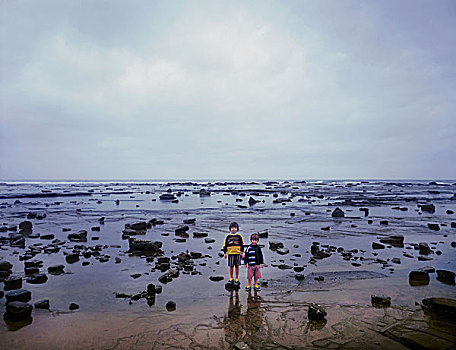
240,234,245,258
223,235,228,258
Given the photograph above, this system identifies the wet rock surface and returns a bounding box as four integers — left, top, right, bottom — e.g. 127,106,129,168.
0,180,455,348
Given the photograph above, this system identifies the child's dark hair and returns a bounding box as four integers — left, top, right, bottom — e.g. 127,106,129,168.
250,233,259,241
229,222,239,231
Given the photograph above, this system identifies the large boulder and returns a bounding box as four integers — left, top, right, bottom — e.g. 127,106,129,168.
436,270,455,285
128,238,163,256
409,270,430,286
379,235,404,248
422,298,456,317
5,289,32,303
4,301,33,321
269,241,284,251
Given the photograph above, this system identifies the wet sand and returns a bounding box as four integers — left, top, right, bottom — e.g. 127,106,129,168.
0,180,455,349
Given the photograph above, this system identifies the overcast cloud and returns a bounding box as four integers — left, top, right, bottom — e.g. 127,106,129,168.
1,0,455,180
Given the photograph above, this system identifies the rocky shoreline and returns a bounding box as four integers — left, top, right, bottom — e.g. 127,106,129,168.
0,180,455,348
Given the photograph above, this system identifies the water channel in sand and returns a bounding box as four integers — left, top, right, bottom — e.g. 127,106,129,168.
0,180,455,348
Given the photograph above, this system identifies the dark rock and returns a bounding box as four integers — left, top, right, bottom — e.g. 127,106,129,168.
446,210,454,214
193,232,208,238
190,252,203,259
35,299,50,309
314,276,324,282
69,303,79,310
371,295,391,307
331,208,344,218
177,252,190,263
418,266,435,273
67,230,87,242
129,222,148,231
409,270,430,286
4,276,22,290
209,276,224,282
48,265,65,274
159,193,176,200
422,297,456,317
128,238,163,256
379,220,388,225
359,208,369,216
419,204,435,213
277,248,289,255
5,289,32,303
436,270,455,284
19,221,33,233
258,231,268,238
158,273,173,284
147,283,156,296
65,253,80,264
25,267,39,276
391,258,401,264
308,303,327,320
183,218,196,224
0,260,13,271
131,273,141,279
278,264,293,270
24,259,43,268
248,197,259,205
10,236,25,247
4,301,33,321
295,274,305,281
269,241,284,251
451,222,456,228
419,242,432,255
175,226,190,236
427,223,440,231
166,301,176,311
26,273,48,284
204,238,216,244
379,235,404,248
40,234,55,240
294,266,304,272
91,226,100,231
320,226,330,231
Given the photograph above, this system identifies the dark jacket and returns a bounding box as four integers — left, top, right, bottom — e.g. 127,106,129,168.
223,233,244,255
244,245,264,265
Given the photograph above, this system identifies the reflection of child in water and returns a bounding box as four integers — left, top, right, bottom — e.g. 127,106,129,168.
224,290,243,345
245,290,264,340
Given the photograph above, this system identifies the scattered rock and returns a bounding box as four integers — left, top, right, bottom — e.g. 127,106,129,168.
67,230,87,242
48,265,65,274
427,223,440,231
379,235,404,248
35,299,50,309
331,208,344,218
69,303,79,310
277,248,289,255
5,289,32,303
166,301,176,311
372,242,385,249
422,297,456,317
269,241,284,251
159,193,176,200
209,276,224,282
308,303,327,320
4,276,22,290
419,203,435,213
436,270,455,285
419,242,432,255
371,295,391,307
65,253,80,264
4,301,33,321
26,273,48,284
193,232,208,238
409,270,430,286
204,238,215,244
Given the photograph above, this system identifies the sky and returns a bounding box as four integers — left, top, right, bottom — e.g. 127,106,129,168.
1,0,455,180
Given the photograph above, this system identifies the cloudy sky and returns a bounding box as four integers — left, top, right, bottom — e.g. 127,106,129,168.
1,0,455,180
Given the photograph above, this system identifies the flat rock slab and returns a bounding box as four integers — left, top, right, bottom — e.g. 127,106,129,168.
296,270,387,290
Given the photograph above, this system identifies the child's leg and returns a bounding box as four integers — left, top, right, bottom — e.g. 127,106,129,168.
235,266,240,280
229,266,234,279
254,267,261,286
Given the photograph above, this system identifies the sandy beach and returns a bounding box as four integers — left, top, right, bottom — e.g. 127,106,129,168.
0,180,455,349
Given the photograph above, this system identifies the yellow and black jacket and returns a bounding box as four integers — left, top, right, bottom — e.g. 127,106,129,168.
223,233,244,255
